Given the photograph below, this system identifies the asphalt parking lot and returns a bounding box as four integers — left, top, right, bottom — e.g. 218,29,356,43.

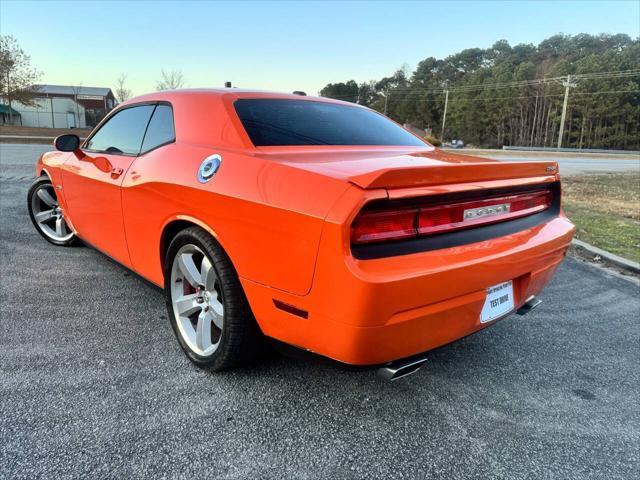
1,144,639,479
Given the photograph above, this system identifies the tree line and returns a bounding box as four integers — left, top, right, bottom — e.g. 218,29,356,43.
320,34,640,150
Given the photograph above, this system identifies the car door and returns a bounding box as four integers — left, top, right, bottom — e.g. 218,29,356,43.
61,104,155,267
120,103,178,280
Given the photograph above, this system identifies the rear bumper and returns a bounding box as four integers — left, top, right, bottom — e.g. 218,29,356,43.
242,215,575,365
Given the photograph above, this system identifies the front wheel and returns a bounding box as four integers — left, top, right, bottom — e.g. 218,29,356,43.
164,226,262,370
27,175,77,246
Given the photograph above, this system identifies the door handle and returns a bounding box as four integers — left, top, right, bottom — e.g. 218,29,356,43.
110,167,124,178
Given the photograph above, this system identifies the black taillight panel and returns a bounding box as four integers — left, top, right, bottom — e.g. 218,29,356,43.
351,182,561,260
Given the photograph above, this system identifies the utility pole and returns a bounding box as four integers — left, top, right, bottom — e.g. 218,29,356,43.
74,89,78,127
557,75,577,149
441,88,449,141
376,90,390,115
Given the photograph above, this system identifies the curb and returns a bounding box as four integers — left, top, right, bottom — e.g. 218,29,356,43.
571,239,640,275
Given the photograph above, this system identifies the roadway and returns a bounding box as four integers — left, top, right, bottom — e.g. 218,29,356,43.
445,148,640,175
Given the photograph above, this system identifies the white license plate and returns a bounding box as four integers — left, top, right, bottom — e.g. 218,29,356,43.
480,281,515,323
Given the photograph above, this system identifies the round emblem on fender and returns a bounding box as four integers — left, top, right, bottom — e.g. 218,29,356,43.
197,154,222,183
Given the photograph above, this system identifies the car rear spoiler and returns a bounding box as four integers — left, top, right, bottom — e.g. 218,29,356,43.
347,161,559,189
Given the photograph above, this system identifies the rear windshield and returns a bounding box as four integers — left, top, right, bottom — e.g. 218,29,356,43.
234,99,426,147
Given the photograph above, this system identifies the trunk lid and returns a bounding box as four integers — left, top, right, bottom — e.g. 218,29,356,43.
256,146,558,189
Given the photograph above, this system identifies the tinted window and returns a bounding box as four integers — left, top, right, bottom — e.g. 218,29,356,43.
234,99,425,147
85,105,154,155
141,104,175,152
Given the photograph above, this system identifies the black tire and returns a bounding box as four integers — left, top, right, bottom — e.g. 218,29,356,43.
27,175,78,247
164,226,263,370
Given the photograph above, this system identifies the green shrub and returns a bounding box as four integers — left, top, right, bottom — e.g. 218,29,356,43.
424,135,441,147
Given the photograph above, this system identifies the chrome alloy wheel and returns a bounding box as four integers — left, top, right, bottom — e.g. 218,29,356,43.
30,184,74,242
170,244,224,357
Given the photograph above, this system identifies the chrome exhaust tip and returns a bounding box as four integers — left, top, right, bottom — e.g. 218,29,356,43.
516,296,542,315
377,357,428,381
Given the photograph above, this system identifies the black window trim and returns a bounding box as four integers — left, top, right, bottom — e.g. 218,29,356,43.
82,100,175,157
139,102,177,156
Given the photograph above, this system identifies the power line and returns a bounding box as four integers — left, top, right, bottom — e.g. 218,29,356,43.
461,89,640,100
326,88,640,102
320,68,639,149
445,90,640,103
321,69,640,100
360,73,639,95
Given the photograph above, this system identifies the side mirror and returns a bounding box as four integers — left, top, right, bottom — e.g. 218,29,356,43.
54,134,81,152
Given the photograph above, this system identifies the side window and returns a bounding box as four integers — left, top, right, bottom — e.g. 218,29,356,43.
141,104,175,153
85,105,154,155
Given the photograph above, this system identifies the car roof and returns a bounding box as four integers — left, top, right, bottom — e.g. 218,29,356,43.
113,88,373,150
120,88,360,108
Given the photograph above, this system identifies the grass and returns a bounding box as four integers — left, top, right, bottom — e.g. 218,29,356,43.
562,172,640,262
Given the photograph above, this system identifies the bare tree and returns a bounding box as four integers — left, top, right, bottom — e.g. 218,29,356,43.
114,73,132,102
0,35,41,123
156,69,185,91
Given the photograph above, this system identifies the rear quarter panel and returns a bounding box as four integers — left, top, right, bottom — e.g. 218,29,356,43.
121,143,350,295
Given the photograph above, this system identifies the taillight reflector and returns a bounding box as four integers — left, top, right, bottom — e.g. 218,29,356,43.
351,209,418,244
351,189,552,245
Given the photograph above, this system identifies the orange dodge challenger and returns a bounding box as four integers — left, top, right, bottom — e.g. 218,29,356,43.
28,90,575,378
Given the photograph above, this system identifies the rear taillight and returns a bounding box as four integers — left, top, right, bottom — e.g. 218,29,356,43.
351,189,553,245
351,208,418,244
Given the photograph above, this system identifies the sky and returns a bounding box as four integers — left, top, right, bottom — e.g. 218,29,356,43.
1,0,639,96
